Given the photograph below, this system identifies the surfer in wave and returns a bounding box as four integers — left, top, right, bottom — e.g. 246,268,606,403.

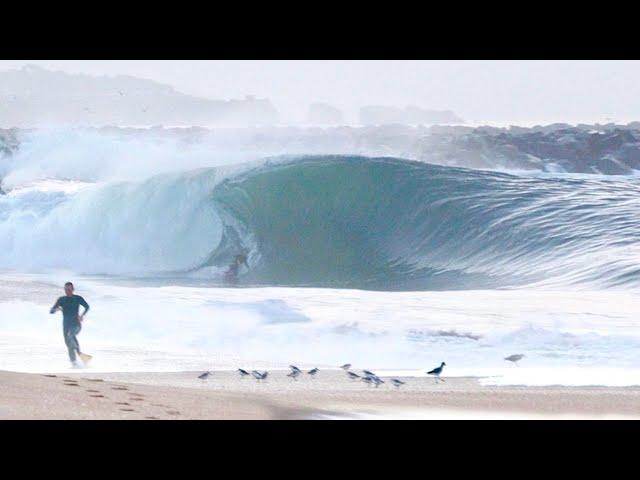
224,250,250,282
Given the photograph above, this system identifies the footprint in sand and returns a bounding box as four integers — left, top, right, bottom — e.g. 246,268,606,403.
90,394,105,398
130,393,144,397
151,403,168,408
119,408,135,412
166,410,181,416
87,379,104,383
86,389,100,393
63,383,79,387
116,402,131,406
43,374,57,378
129,397,145,402
145,416,160,420
111,386,128,391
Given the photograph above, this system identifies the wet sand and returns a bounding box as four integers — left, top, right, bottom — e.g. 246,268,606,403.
3,369,640,419
0,370,303,419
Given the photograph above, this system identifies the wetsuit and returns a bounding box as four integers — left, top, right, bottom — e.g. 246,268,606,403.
51,295,90,362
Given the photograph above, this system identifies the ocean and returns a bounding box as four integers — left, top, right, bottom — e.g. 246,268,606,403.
1,128,639,385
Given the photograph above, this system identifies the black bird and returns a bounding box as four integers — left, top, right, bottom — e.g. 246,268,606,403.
340,363,352,370
287,370,301,380
391,379,406,388
290,365,302,373
197,371,212,380
308,368,319,377
427,362,446,383
238,368,250,377
363,370,376,377
346,371,360,380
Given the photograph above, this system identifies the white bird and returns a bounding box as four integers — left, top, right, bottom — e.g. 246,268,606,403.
427,362,446,383
504,354,525,366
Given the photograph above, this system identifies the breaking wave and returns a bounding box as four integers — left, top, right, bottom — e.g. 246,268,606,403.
2,155,639,290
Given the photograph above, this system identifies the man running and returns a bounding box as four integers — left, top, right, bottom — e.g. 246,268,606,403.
50,282,90,367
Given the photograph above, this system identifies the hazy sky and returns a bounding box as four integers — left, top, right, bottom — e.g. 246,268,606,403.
2,60,640,124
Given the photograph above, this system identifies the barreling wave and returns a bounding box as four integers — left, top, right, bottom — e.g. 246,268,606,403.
206,156,640,290
1,155,639,290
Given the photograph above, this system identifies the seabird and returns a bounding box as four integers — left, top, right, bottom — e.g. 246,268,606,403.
238,368,250,377
361,376,375,386
251,370,268,380
504,354,525,366
391,379,406,388
427,362,446,383
289,365,302,373
346,371,360,380
363,370,376,377
361,372,384,387
197,371,212,380
287,370,301,380
371,376,385,388
340,363,352,370
308,368,319,377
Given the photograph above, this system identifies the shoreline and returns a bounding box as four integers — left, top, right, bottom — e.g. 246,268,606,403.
3,370,640,420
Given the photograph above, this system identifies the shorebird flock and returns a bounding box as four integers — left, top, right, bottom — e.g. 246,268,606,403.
196,353,526,386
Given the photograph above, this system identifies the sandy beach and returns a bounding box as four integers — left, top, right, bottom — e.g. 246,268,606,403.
3,369,640,419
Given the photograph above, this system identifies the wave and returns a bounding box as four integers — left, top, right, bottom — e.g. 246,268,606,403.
1,155,639,290
208,156,640,289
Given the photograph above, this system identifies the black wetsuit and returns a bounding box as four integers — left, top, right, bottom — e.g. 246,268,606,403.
225,254,249,281
51,295,89,362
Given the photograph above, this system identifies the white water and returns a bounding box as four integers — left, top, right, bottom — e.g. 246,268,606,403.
2,273,640,386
